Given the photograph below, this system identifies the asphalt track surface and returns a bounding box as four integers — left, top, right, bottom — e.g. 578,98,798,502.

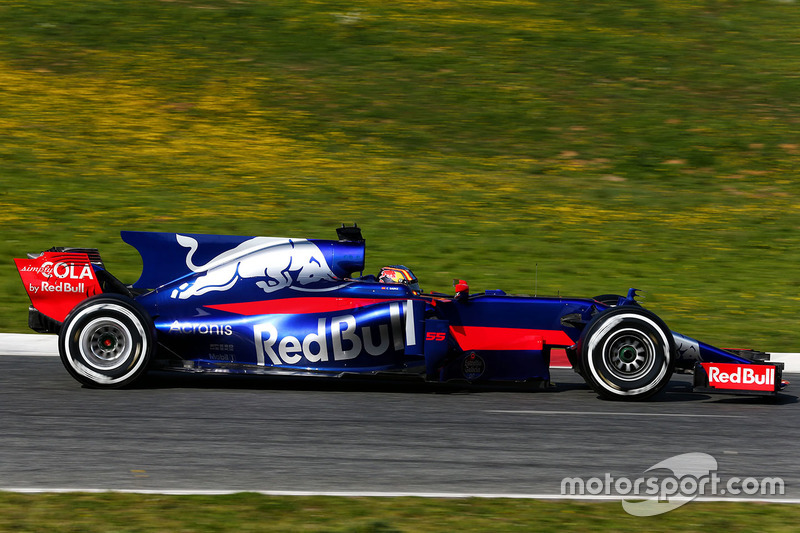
2,354,799,500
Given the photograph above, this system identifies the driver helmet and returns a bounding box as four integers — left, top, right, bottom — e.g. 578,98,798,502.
378,265,421,294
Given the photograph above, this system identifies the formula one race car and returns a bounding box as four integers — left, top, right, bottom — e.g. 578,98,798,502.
14,225,785,400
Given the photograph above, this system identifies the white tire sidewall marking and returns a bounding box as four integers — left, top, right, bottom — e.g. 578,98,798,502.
62,302,149,385
586,313,671,396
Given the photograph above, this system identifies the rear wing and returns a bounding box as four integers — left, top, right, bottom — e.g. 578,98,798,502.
14,249,104,332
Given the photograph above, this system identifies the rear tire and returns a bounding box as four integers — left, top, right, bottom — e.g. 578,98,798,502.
59,294,155,388
577,306,674,401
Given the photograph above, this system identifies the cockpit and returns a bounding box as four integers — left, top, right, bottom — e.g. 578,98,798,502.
377,265,421,295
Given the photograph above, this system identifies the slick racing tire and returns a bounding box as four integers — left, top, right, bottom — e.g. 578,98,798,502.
577,306,675,401
59,294,155,388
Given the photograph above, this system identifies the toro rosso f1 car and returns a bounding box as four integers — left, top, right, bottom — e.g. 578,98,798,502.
14,225,785,400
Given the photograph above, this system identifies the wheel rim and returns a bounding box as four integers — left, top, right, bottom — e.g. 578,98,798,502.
79,317,133,371
601,329,656,382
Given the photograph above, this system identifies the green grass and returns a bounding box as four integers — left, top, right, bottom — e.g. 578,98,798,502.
2,1,800,524
0,493,798,532
2,0,800,354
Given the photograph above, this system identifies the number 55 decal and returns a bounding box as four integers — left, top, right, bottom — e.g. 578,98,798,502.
426,331,446,342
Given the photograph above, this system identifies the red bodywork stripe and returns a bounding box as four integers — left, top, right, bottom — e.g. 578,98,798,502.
206,297,405,316
449,325,574,351
208,300,575,351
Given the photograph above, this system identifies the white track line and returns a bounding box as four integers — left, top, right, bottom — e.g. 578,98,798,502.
485,410,743,418
0,333,57,356
1,487,799,503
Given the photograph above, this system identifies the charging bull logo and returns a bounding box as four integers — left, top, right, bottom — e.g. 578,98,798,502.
170,235,338,299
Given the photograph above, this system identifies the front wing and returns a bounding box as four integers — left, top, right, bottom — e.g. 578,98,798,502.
693,361,785,397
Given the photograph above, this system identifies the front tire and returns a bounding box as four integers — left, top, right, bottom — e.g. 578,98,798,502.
59,294,155,388
577,306,674,401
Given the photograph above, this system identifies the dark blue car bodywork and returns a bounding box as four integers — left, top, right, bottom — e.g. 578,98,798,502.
16,226,784,400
